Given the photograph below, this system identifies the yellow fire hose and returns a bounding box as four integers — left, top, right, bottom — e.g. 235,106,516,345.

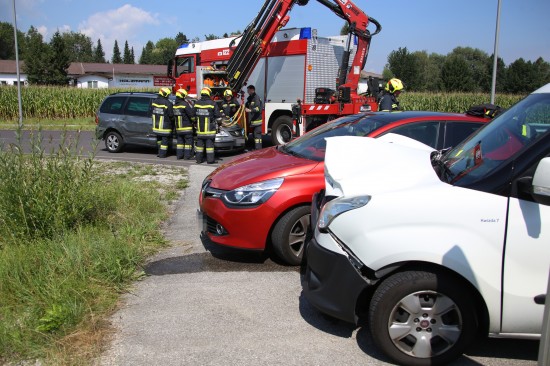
221,105,248,139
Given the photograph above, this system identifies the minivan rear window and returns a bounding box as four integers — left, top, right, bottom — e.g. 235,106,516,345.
100,96,127,114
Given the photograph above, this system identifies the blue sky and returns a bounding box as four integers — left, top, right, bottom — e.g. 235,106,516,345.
1,0,549,73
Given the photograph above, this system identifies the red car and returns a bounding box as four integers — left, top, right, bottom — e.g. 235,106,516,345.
198,111,489,265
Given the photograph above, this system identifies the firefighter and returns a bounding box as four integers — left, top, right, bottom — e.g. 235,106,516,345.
245,85,263,150
194,87,221,164
378,78,404,112
221,89,240,122
151,87,174,158
173,88,196,160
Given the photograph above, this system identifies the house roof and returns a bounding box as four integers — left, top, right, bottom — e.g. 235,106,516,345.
0,60,25,74
0,60,166,76
67,62,166,76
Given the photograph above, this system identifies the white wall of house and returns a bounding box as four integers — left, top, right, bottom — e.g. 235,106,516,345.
0,74,28,86
74,75,110,89
108,74,155,88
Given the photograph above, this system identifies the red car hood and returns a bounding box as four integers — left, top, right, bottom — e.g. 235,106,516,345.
208,146,319,190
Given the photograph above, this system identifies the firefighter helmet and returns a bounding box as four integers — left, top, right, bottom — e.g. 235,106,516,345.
200,87,212,96
385,78,404,93
158,87,171,97
176,88,188,99
224,89,233,98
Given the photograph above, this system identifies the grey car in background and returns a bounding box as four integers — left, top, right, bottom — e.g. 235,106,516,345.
95,92,245,153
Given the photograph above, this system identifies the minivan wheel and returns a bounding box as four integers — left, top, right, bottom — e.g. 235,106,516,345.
271,206,311,265
105,131,124,153
368,270,477,366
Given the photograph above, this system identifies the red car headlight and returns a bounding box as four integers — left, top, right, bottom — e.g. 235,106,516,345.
222,178,284,207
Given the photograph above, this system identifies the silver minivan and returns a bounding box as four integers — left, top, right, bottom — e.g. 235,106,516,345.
95,92,245,153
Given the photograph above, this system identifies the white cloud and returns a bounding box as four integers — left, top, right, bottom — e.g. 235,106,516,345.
58,25,71,34
37,25,48,38
78,4,159,61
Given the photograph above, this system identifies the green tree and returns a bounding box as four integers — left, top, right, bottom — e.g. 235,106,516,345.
441,54,474,92
60,31,93,62
204,34,219,41
448,47,490,92
46,30,70,85
386,47,420,91
23,26,51,84
93,39,106,63
381,66,393,81
484,54,507,93
504,58,538,94
340,22,349,35
532,57,550,88
0,21,26,60
139,41,155,64
414,51,446,92
175,32,189,46
123,40,132,64
130,47,135,64
112,40,122,64
151,37,178,65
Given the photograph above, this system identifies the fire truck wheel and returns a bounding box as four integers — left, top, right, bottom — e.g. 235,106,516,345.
271,205,311,265
271,115,294,145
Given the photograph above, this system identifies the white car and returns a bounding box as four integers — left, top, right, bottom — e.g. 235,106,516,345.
302,83,550,365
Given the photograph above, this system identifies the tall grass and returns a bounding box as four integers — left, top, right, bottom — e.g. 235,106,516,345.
0,128,172,364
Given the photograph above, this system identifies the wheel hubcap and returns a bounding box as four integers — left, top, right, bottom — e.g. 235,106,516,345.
388,290,462,359
107,135,119,151
287,214,310,258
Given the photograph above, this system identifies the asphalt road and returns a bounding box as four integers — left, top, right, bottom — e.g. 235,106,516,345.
0,129,268,167
1,129,541,365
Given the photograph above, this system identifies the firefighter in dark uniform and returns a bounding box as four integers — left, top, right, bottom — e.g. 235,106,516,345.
151,87,174,158
173,88,196,160
194,87,221,164
245,85,263,150
378,78,404,112
221,89,240,121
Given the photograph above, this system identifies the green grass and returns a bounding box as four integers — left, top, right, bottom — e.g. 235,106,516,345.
0,128,188,365
0,117,97,131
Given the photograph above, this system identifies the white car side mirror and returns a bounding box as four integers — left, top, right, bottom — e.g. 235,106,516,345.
533,157,550,203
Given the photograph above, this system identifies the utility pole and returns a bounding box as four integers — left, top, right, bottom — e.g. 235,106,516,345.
490,0,502,104
12,0,23,127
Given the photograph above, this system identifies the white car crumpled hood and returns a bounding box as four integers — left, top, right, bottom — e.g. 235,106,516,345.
324,134,441,197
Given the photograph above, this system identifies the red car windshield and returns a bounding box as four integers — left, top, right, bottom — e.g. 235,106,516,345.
280,114,385,162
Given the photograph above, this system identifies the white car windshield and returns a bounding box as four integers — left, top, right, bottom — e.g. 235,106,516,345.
439,93,550,185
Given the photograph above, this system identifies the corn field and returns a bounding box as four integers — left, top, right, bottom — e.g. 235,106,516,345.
399,92,526,113
0,86,527,121
0,86,156,121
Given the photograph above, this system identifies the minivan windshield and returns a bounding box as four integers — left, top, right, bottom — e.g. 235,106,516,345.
280,114,384,161
438,93,550,185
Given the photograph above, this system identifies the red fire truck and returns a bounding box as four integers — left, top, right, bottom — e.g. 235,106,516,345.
167,0,381,145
